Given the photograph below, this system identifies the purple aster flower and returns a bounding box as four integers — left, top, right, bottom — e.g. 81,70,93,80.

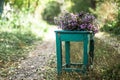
54,11,99,33
80,24,87,29
87,24,93,30
93,27,98,33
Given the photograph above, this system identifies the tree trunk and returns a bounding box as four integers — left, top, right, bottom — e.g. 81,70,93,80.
0,0,4,15
91,0,96,9
28,0,30,10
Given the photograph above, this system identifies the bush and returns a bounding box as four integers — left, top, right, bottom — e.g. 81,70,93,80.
70,0,91,12
100,15,120,35
92,0,120,35
41,1,61,24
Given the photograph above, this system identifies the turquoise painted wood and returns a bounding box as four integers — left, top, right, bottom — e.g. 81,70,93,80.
55,30,93,75
65,41,70,67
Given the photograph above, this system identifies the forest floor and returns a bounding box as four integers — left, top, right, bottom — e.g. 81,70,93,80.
1,27,120,80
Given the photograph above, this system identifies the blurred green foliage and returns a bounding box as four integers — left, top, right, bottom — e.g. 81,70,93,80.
4,0,28,9
0,1,45,76
2,0,120,31
41,1,61,24
4,0,39,13
69,0,91,12
0,12,42,63
94,0,120,35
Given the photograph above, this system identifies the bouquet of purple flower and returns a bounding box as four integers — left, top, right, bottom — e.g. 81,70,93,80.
54,11,99,34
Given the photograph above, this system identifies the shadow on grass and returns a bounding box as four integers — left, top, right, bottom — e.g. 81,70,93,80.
43,38,120,80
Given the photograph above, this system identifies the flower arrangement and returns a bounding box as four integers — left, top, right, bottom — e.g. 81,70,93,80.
54,11,99,34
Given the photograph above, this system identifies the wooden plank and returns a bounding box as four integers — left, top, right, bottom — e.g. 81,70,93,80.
60,33,84,41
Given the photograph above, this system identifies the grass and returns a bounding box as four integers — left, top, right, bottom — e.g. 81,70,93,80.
42,38,120,80
0,29,42,77
0,30,40,62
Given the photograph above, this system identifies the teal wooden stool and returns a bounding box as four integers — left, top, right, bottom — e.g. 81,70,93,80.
55,30,94,75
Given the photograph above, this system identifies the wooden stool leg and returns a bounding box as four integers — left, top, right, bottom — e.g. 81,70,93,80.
83,36,89,72
65,41,70,67
56,33,62,75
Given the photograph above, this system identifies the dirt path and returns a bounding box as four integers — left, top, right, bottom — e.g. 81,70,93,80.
7,27,57,80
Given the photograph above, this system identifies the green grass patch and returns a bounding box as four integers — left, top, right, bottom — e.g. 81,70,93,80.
0,29,42,77
42,38,120,80
0,30,41,62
